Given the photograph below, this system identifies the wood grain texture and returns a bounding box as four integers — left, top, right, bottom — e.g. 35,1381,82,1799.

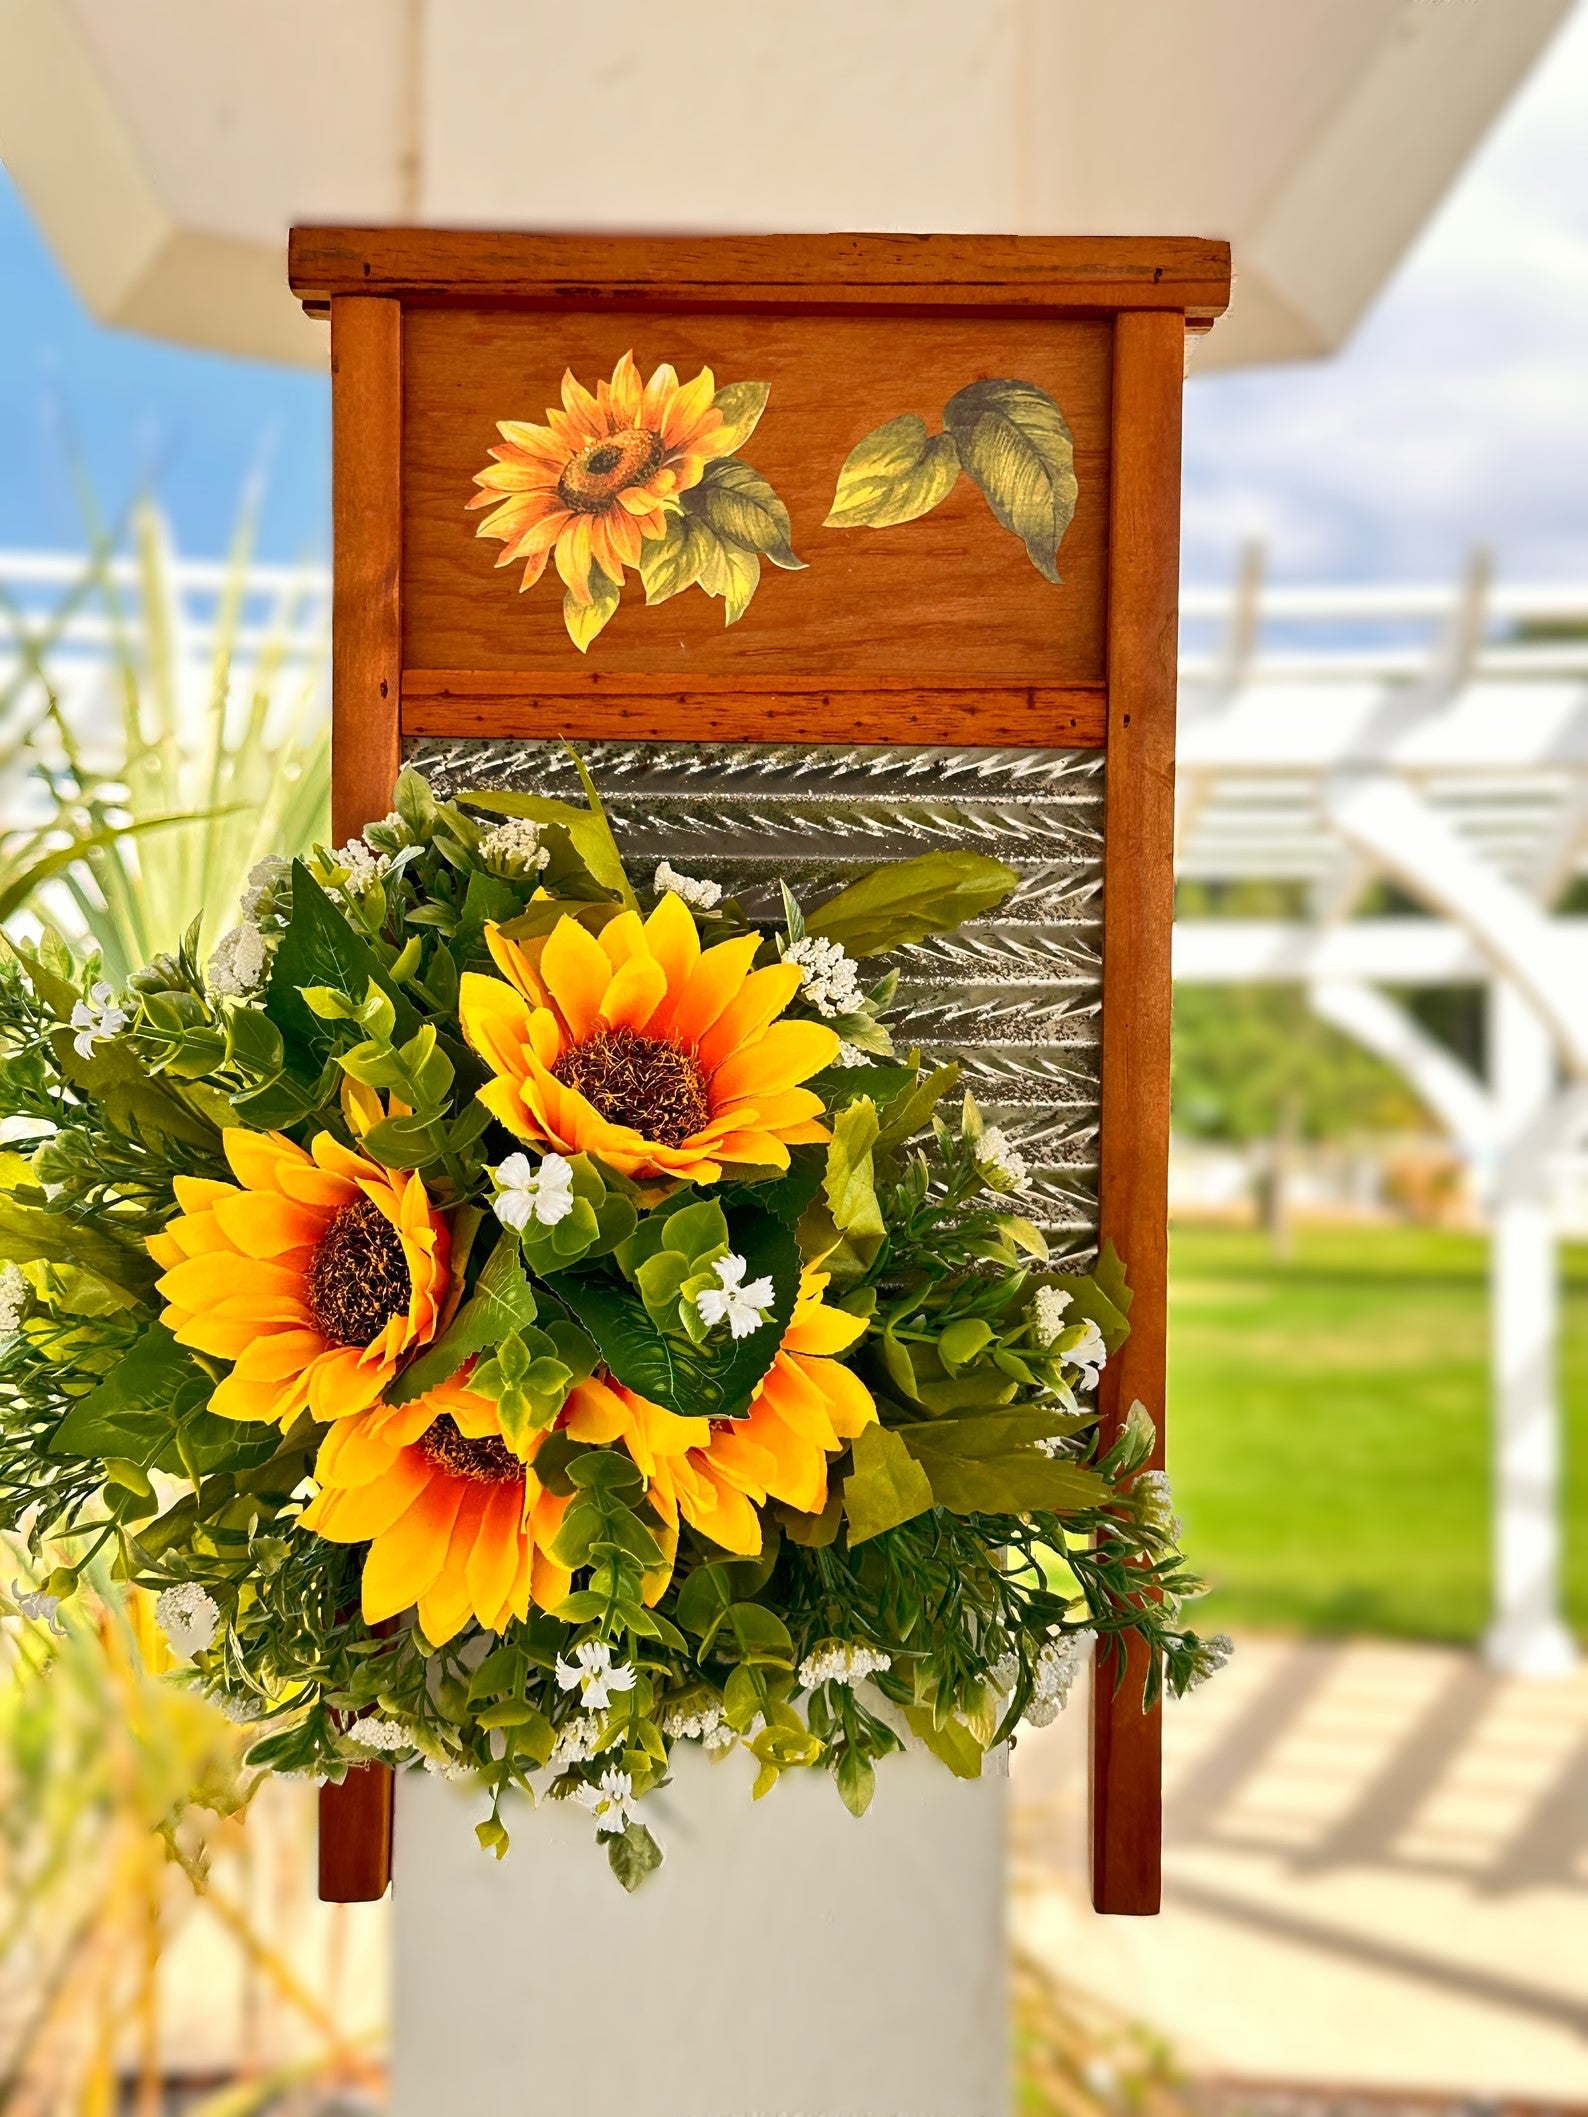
319,1767,394,1903
401,309,1111,681
331,297,403,845
291,229,1233,319
402,673,1106,749
1089,309,1185,1917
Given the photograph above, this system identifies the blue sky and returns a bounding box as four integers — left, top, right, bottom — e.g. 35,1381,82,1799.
0,4,1584,587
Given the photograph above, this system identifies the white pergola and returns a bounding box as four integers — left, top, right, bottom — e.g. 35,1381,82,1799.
1177,557,1588,1676
5,540,1585,1677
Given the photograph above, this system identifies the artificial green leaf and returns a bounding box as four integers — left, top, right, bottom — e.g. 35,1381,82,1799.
49,1324,192,1459
563,563,622,653
608,1821,664,1891
711,379,770,453
553,1207,798,1423
842,1423,935,1543
874,1062,961,1161
897,1422,1105,1516
903,1704,986,1779
462,785,636,912
936,1317,995,1375
266,863,417,1059
941,378,1077,584
691,458,803,570
825,413,961,530
807,850,1018,957
387,1231,538,1405
836,1745,876,1816
0,1195,158,1300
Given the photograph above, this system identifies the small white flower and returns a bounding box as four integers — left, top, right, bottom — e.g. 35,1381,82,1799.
479,817,551,877
10,1581,63,1633
784,935,864,1019
422,1752,476,1783
0,1264,28,1337
1029,1285,1072,1348
240,854,292,923
702,1721,736,1754
975,1125,1029,1192
573,1766,637,1835
985,1652,1019,1695
346,1716,411,1753
555,1638,638,1712
661,1700,726,1743
1068,1317,1107,1391
1024,1632,1092,1726
798,1641,892,1689
692,1253,776,1340
492,1151,576,1231
1186,1633,1235,1691
1134,1468,1181,1542
334,837,385,895
548,1709,618,1772
205,922,269,1000
155,1582,221,1660
833,1041,872,1068
69,981,128,1060
654,859,722,911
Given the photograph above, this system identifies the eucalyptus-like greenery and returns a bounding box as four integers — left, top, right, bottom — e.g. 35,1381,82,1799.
0,764,1223,1887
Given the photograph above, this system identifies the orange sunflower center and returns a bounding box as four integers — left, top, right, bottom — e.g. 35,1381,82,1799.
552,1027,710,1148
417,1414,524,1485
557,427,665,513
308,1199,413,1348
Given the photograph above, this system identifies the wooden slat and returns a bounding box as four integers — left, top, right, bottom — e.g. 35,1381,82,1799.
1089,308,1185,1916
318,1767,394,1904
291,229,1232,319
402,673,1106,749
330,296,403,846
322,292,403,1900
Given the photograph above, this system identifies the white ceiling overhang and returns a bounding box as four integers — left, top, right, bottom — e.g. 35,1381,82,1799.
0,0,1573,370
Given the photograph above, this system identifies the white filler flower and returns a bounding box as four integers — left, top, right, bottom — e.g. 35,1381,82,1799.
205,923,269,1000
334,837,385,894
1187,1634,1236,1691
492,1151,576,1231
1023,1631,1092,1727
0,1264,28,1337
975,1125,1029,1192
661,1700,726,1742
155,1582,221,1660
479,817,551,876
574,1767,637,1836
784,935,863,1019
70,981,128,1059
555,1639,638,1711
798,1641,892,1689
347,1716,412,1752
693,1253,776,1339
654,860,722,910
1029,1285,1072,1348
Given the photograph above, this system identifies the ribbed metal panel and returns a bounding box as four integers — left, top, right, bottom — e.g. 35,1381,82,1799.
406,739,1104,1266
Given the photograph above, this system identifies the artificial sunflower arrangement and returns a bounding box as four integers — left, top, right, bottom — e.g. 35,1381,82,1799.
0,761,1226,1886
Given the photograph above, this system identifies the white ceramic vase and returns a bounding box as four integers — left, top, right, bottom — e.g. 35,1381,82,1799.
390,1740,1009,2117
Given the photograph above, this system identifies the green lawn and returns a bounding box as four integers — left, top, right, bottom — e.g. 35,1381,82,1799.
1168,1221,1588,1643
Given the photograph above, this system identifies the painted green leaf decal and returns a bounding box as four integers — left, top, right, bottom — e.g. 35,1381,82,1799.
639,512,718,606
552,1207,799,1421
691,459,803,571
842,1423,935,1544
825,413,961,530
563,562,622,654
941,379,1077,584
807,850,1019,957
710,379,771,454
696,532,761,626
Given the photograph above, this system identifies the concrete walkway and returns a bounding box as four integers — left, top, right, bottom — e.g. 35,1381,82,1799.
1012,1635,1588,2105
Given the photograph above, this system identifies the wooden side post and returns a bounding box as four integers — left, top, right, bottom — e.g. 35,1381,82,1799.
320,292,403,1902
1089,308,1185,1915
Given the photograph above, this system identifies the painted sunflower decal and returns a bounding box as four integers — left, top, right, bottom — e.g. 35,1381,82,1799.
467,350,803,651
458,894,837,1183
148,1129,451,1427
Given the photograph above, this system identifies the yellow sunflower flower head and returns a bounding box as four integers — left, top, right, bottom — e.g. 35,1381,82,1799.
299,1371,576,1645
147,1129,450,1428
458,895,839,1184
467,350,738,606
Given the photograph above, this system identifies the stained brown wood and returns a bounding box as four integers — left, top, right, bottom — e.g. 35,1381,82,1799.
401,309,1111,682
1089,308,1185,1917
402,673,1107,749
331,296,403,845
291,229,1233,320
319,1767,394,1903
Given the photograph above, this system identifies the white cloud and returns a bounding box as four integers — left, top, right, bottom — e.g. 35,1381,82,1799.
1184,0,1588,588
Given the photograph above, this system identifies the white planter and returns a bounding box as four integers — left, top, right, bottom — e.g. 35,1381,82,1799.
391,1741,1009,2117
